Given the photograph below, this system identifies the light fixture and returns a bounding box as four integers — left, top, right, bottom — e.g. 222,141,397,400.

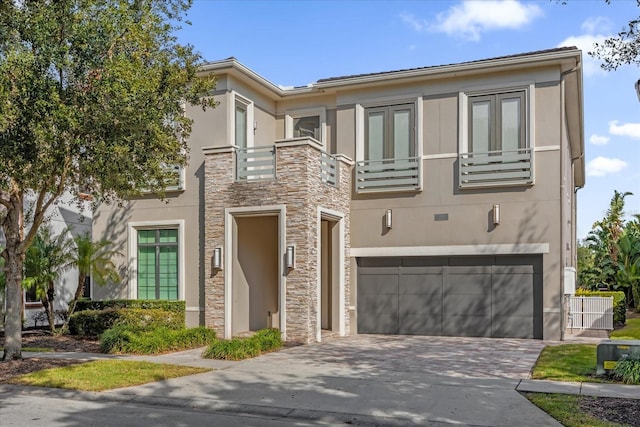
385,209,393,229
213,247,223,270
492,204,500,225
286,245,295,269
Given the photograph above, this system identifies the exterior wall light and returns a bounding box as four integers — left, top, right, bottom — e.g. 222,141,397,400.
385,209,393,229
213,247,223,270
286,245,295,269
492,204,501,225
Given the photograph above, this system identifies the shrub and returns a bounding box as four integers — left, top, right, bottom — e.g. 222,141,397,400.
75,299,185,314
112,308,183,331
68,308,121,336
100,326,217,354
611,355,640,384
252,328,282,352
69,308,183,336
202,338,261,360
575,290,626,325
202,328,282,360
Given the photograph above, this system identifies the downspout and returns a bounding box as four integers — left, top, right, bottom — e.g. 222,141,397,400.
559,60,582,340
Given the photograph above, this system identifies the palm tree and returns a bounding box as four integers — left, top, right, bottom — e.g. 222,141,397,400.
65,232,121,323
23,226,74,332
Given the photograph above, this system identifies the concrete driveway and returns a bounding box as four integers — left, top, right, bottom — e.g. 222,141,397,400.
100,335,559,426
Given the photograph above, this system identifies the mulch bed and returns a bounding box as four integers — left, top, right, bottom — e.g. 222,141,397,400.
580,396,640,427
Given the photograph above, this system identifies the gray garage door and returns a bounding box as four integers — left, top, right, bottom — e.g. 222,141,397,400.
357,255,543,339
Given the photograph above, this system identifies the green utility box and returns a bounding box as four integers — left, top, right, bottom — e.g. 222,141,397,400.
596,340,640,375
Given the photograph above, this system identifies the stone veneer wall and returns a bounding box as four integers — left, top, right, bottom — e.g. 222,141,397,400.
203,140,352,343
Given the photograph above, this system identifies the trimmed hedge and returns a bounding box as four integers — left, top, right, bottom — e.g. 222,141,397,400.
202,328,282,360
576,289,626,325
69,308,184,336
75,299,185,314
100,326,217,355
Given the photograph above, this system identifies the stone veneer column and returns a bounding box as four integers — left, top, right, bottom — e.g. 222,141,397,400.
203,140,352,343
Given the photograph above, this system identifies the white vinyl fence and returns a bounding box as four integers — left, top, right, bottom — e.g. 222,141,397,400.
568,296,614,330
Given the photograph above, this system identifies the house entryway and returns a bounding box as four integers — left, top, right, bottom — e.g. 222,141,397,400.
231,215,279,335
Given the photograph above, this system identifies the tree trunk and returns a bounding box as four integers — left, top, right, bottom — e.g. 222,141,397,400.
65,272,85,328
2,192,25,361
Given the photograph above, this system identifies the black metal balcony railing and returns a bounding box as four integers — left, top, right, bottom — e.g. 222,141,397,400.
355,157,420,192
459,147,532,188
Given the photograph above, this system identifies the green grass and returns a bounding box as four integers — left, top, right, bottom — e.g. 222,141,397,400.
10,360,211,391
531,344,608,383
610,317,640,340
523,393,624,427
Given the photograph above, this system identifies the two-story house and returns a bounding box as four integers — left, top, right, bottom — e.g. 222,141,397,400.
93,47,584,342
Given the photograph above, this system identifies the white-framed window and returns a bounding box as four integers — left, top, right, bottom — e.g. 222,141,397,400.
460,85,533,154
230,92,254,148
285,107,327,148
128,220,185,301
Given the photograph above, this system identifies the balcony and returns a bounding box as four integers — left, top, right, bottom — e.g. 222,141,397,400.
459,148,532,188
236,146,276,181
234,138,343,188
355,157,421,193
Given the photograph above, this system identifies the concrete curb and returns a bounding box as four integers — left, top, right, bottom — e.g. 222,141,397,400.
0,384,441,426
517,379,640,399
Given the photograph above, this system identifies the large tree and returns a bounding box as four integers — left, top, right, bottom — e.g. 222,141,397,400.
0,0,215,360
591,1,640,71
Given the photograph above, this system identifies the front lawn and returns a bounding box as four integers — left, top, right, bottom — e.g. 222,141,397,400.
531,344,607,383
10,360,210,391
610,317,640,340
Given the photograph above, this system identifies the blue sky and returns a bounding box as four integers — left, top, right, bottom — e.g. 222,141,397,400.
177,0,640,239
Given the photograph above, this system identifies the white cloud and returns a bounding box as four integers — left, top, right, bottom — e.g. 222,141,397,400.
609,120,640,139
589,134,610,145
581,16,612,34
586,157,628,177
430,0,543,42
400,13,427,32
557,34,607,76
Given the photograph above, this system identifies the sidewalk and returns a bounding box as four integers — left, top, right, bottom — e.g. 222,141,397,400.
517,379,640,399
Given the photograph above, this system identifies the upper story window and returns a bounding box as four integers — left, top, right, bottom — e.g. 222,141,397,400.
365,104,415,161
355,98,422,193
469,91,525,153
285,107,326,148
231,92,254,149
459,87,533,188
293,115,320,140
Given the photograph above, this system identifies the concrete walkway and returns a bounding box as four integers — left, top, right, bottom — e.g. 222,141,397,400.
7,335,639,425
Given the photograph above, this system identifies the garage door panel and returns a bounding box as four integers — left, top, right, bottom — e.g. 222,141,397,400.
400,314,442,335
400,273,442,295
443,315,492,337
358,294,399,334
399,293,442,316
358,274,398,295
447,274,491,295
445,294,491,316
492,315,540,339
492,273,534,317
